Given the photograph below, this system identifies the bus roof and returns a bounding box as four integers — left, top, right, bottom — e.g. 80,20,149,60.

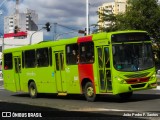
3,30,147,53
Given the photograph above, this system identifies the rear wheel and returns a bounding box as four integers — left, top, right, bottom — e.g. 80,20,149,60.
84,82,96,102
29,82,37,98
119,92,133,99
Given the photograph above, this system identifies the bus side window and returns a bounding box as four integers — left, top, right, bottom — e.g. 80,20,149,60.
80,42,94,63
24,50,36,68
36,48,49,67
98,48,103,68
4,53,13,70
104,47,110,68
49,47,52,66
66,44,78,65
55,53,59,70
22,52,24,68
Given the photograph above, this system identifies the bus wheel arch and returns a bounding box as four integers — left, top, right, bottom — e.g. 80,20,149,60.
81,78,96,102
28,80,38,98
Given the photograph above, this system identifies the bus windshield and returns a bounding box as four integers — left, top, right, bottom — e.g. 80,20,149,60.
113,43,154,72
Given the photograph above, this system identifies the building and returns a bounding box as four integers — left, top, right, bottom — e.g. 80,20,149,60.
4,8,38,33
0,7,43,57
98,0,127,29
0,31,43,55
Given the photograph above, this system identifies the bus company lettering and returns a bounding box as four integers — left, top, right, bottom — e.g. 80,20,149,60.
26,72,36,76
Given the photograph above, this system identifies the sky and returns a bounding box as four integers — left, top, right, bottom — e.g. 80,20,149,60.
0,0,113,40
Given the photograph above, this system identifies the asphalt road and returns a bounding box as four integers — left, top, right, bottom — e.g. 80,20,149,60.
0,79,160,120
1,90,160,120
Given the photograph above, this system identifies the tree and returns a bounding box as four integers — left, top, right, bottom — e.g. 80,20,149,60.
97,9,117,32
98,0,160,40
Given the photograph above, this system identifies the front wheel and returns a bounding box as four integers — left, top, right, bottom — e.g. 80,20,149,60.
84,82,96,102
29,82,38,98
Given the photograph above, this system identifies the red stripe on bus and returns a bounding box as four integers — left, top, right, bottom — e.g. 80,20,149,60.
78,64,94,87
77,36,95,93
77,36,92,43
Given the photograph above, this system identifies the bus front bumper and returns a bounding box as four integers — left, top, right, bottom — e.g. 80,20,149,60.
113,80,157,95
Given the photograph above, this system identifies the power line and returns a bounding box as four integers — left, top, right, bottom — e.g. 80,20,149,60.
0,0,7,8
55,23,81,31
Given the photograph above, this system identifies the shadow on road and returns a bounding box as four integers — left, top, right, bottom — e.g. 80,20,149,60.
11,91,160,103
0,101,148,120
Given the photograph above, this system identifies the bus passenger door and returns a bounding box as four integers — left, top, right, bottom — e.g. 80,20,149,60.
14,56,21,91
97,46,112,92
54,51,66,93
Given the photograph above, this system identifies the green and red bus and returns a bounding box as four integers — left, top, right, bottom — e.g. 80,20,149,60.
2,30,157,101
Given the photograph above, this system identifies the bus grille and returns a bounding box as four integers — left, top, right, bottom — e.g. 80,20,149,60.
124,72,150,78
131,83,146,88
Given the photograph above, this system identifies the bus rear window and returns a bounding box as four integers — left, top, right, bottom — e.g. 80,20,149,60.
4,53,13,70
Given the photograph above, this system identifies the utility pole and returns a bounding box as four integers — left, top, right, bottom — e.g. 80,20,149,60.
0,33,4,52
15,0,19,29
86,0,89,35
15,0,19,14
53,23,57,40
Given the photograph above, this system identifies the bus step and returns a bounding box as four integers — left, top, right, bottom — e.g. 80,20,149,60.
58,92,67,96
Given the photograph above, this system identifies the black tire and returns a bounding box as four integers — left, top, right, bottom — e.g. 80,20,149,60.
84,82,96,102
119,92,133,99
29,82,37,98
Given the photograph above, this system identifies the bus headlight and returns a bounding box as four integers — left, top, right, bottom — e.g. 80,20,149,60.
150,73,156,81
117,77,126,84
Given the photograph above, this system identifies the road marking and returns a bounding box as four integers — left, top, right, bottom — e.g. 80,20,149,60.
96,108,134,112
73,108,133,112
